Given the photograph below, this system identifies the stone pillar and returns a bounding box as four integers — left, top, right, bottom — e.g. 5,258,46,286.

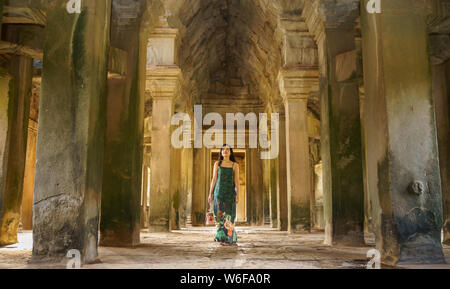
262,109,271,225
141,117,152,229
170,145,182,230
262,158,271,224
21,120,38,230
100,54,141,247
0,55,32,246
360,86,374,234
0,1,3,34
248,148,264,226
361,0,445,264
304,0,365,245
141,160,150,229
192,147,207,226
100,0,149,246
430,34,450,244
279,69,318,233
146,20,181,232
277,110,288,231
148,92,175,232
433,62,450,245
269,157,278,228
32,1,111,262
278,16,318,233
180,146,193,228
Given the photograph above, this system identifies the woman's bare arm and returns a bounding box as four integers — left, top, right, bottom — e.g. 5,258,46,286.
234,163,240,203
208,161,219,204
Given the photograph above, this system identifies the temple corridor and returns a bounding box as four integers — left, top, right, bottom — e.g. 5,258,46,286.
0,0,449,270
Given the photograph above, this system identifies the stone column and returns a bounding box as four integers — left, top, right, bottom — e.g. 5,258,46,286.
192,147,207,226
433,62,450,245
304,0,365,245
100,56,141,246
269,157,278,228
147,19,181,232
148,90,175,232
430,34,450,245
170,144,182,230
248,148,264,226
32,1,111,262
141,161,149,229
277,110,288,231
436,61,450,245
0,55,32,246
279,69,318,233
319,33,365,245
0,1,3,34
262,109,271,225
100,0,149,246
262,158,271,224
141,118,152,229
21,119,38,230
278,16,318,233
361,0,445,264
180,146,193,228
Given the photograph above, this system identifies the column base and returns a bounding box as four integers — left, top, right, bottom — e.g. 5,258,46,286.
99,231,140,247
278,221,288,231
148,223,170,233
443,222,450,245
0,212,20,246
325,233,366,247
398,238,446,264
288,223,311,234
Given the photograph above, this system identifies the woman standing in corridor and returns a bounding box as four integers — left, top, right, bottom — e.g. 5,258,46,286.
208,144,240,246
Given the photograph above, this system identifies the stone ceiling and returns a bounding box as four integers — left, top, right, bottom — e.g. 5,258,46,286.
163,0,306,106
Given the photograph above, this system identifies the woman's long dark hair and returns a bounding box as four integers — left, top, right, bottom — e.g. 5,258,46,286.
218,144,236,166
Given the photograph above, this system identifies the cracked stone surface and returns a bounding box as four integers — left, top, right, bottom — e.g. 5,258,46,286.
1,226,449,269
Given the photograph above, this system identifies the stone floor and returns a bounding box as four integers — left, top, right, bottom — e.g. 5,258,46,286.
1,226,449,269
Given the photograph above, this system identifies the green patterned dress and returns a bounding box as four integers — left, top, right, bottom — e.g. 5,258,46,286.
213,165,238,244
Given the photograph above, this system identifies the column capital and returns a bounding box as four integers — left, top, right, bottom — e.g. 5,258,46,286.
278,67,319,103
146,66,182,100
303,0,359,44
279,14,318,70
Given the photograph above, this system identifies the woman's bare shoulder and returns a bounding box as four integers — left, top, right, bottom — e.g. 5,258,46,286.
214,161,220,167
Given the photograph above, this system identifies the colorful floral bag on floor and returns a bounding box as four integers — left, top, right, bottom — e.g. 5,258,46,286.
205,207,214,225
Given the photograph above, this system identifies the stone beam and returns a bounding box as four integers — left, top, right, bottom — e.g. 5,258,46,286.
2,6,46,26
0,40,43,60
